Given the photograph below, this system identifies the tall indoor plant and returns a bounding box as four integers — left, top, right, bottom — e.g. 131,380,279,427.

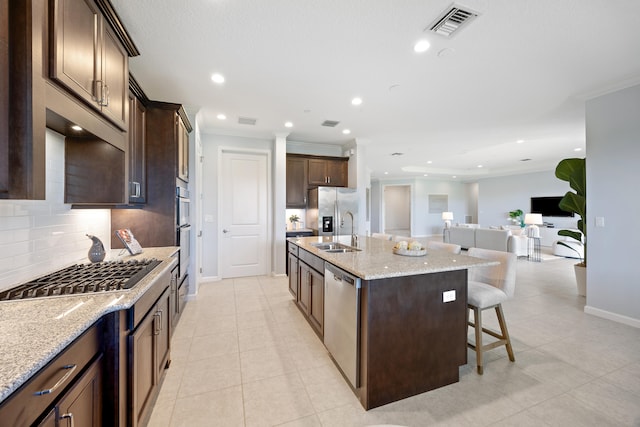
555,157,586,295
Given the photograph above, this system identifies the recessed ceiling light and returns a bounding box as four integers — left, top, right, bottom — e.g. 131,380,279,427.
285,121,293,128
477,165,483,168
216,114,226,120
437,47,455,58
574,147,582,152
342,129,351,135
211,73,225,84
452,175,457,178
414,39,431,53
71,125,83,131
427,160,433,164
423,174,428,177
384,172,389,175
516,139,524,144
351,97,362,106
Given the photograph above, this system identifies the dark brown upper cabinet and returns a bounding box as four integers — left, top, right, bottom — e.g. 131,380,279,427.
1,0,139,200
128,75,148,204
50,0,129,130
286,156,308,208
1,0,46,200
307,157,348,187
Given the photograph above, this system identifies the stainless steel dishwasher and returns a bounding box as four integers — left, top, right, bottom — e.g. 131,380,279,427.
324,262,361,388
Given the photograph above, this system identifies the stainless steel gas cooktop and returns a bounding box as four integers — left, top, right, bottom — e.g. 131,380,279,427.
0,259,162,301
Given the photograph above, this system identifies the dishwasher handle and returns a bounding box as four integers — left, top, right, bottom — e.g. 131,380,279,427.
324,262,360,288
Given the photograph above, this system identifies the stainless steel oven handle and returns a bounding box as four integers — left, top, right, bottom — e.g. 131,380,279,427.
34,364,77,396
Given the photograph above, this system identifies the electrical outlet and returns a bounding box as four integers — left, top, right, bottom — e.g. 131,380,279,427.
443,290,456,303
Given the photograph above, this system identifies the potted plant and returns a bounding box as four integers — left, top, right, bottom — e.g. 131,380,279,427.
289,214,300,230
555,157,586,296
508,209,524,227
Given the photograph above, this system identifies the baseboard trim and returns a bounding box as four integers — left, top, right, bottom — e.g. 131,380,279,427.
584,305,640,329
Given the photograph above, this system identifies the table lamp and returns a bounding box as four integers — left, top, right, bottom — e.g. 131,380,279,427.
442,212,453,229
524,213,543,237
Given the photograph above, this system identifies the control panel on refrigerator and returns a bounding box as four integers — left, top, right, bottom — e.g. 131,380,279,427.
322,216,333,233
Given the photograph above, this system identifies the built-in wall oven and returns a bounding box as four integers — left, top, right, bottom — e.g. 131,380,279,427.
176,182,190,315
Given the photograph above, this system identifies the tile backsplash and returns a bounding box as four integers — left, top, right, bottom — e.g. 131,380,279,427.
0,130,111,291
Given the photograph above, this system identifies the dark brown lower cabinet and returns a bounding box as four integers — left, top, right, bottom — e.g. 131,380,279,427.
129,287,171,427
39,355,103,427
308,266,324,334
298,261,324,336
0,321,102,426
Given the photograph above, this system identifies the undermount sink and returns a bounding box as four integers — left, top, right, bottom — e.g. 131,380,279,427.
311,242,361,253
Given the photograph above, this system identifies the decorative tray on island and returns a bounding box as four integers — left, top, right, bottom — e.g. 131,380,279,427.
392,247,427,257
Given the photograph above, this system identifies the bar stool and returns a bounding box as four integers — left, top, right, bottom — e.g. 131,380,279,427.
466,247,517,374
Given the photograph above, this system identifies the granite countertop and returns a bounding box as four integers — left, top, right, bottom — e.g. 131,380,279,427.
288,236,495,280
0,247,179,404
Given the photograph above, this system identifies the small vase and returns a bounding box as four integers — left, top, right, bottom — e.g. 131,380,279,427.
87,234,106,263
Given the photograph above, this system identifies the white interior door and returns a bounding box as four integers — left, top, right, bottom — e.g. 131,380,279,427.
220,150,269,278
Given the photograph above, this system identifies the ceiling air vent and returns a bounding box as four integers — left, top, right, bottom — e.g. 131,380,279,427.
428,4,478,38
238,116,257,125
321,120,340,127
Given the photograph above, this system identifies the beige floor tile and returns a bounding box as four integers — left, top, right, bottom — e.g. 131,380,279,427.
146,397,174,427
240,344,297,383
242,372,315,427
238,323,284,352
602,361,640,396
177,353,241,398
170,385,245,427
273,414,322,427
168,335,193,363
570,377,640,426
192,313,237,337
525,393,622,427
237,308,278,330
188,331,239,361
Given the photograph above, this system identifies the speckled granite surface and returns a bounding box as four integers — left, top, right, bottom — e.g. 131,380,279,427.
288,236,495,280
0,247,178,404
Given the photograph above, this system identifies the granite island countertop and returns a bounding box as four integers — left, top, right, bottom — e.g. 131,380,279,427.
288,235,495,280
0,247,179,404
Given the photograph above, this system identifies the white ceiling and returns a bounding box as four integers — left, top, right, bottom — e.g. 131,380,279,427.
110,0,640,181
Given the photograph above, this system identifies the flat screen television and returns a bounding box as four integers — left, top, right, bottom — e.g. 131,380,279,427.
530,196,574,217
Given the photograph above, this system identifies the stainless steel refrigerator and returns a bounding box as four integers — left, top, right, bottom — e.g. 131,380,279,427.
306,187,358,237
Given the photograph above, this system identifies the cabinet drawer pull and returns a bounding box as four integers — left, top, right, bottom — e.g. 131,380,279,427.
60,412,75,427
34,364,77,396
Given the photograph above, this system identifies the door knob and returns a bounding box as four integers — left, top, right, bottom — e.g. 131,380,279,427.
223,229,230,233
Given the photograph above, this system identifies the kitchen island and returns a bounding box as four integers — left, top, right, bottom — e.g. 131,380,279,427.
287,236,495,409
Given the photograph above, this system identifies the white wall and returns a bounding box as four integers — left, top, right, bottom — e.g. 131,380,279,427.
476,170,578,230
0,130,111,291
383,185,411,235
371,178,469,237
585,84,640,326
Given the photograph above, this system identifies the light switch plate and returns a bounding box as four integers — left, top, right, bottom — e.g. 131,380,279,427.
595,216,605,227
443,290,456,303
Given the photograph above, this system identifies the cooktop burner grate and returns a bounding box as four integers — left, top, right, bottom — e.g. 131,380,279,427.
0,259,162,301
